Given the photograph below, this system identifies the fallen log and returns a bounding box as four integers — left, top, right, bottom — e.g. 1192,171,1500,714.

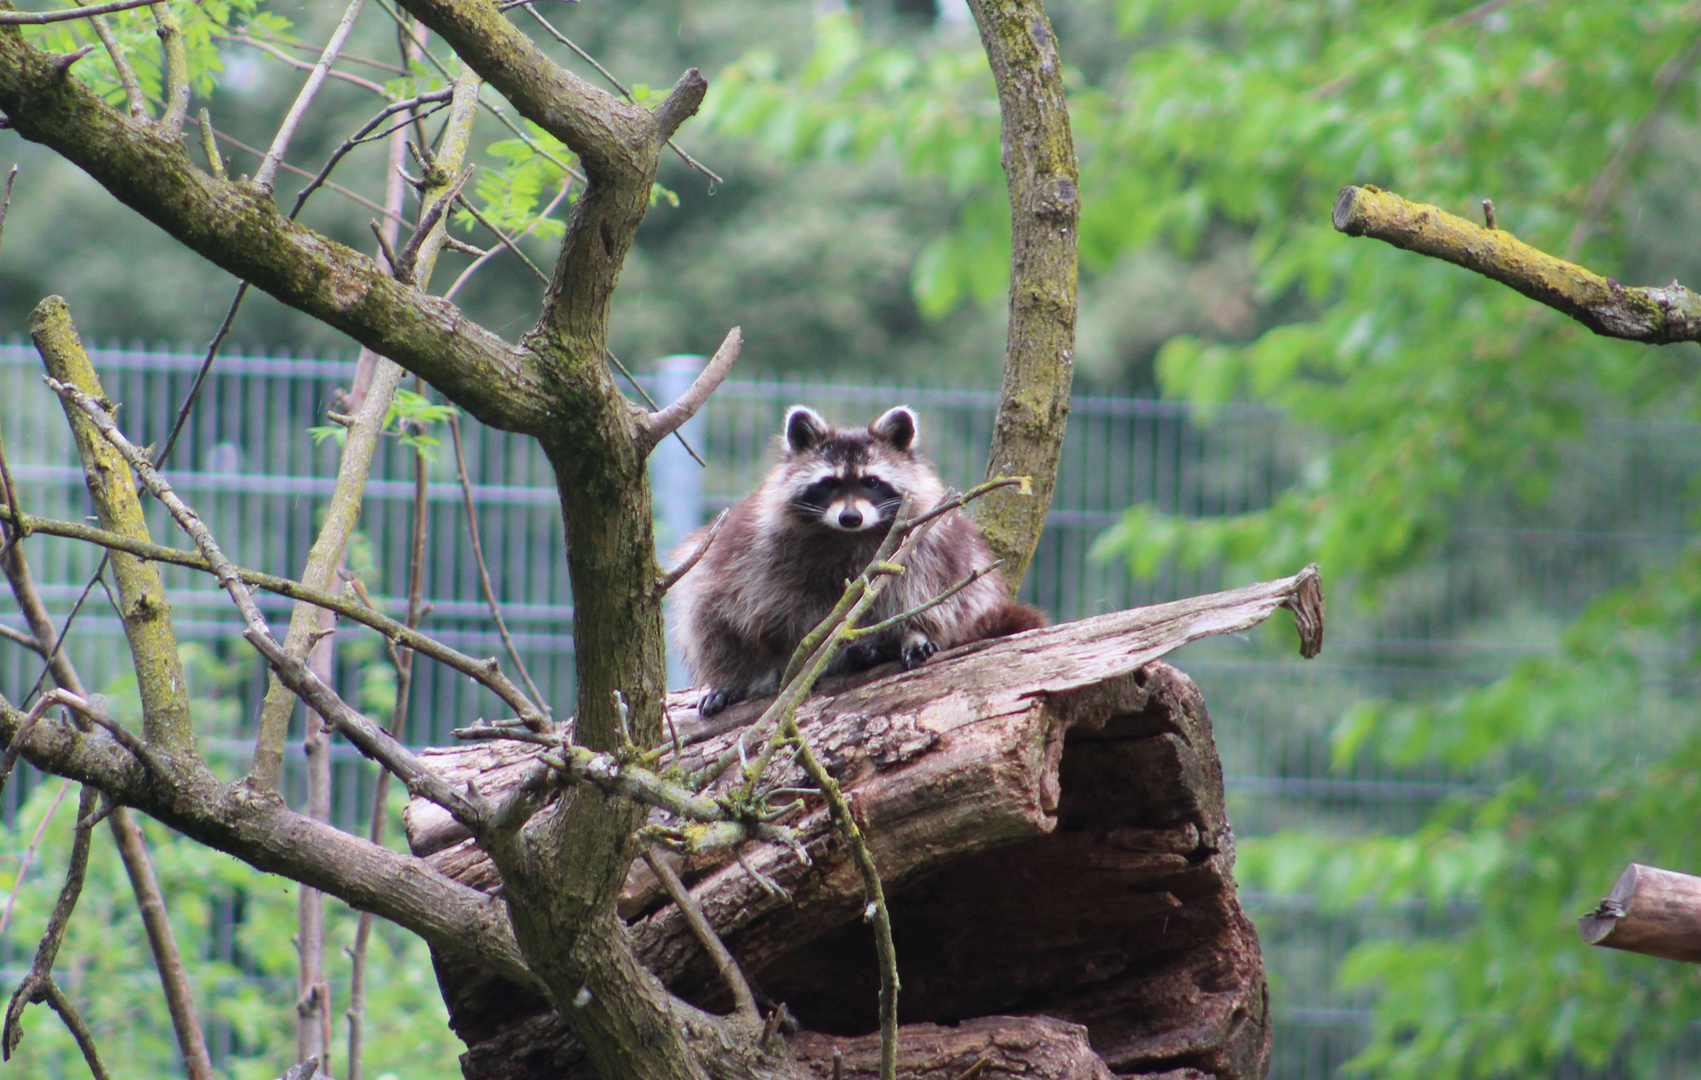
406,566,1323,1079
1579,863,1701,964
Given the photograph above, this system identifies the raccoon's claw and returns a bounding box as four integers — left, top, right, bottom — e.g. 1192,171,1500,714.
900,639,938,670
698,688,736,716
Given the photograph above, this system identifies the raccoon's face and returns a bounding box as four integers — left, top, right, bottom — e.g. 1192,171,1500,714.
781,405,918,533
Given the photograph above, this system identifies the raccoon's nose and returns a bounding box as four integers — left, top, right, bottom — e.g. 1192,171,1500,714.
838,508,863,529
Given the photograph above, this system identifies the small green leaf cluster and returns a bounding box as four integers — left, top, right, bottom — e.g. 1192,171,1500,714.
24,1,293,110
309,388,457,460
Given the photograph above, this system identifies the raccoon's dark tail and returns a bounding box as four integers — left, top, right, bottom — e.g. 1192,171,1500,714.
972,600,1048,641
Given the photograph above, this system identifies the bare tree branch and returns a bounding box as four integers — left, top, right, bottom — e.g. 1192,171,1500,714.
38,979,112,1080
0,501,549,727
47,377,492,830
448,413,551,720
962,0,1079,593
255,0,370,191
151,1,189,137
641,326,741,450
3,784,99,1061
655,510,727,598
110,808,215,1080
0,39,553,433
1333,184,1701,344
517,2,721,187
642,848,757,1018
89,14,145,118
32,296,197,754
0,0,162,25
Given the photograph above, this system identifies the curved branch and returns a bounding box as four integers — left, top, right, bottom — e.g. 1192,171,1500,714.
1333,184,1701,344
963,0,1080,592
0,693,538,992
393,0,696,180
641,326,740,451
0,30,551,434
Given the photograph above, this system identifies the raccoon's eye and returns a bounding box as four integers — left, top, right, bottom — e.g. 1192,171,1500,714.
861,476,879,489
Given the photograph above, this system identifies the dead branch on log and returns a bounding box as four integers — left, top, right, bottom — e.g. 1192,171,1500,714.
409,567,1318,1078
1580,863,1701,963
1332,184,1701,344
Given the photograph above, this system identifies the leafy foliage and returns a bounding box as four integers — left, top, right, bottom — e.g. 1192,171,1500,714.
24,1,294,108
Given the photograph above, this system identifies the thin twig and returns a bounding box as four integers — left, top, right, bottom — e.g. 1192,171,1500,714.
849,562,1002,638
49,381,490,828
447,415,550,718
110,808,215,1080
643,327,741,447
214,31,406,74
452,192,549,282
255,0,370,191
0,781,72,940
643,848,758,1017
196,107,226,178
3,784,100,1061
520,3,722,188
604,348,705,466
90,15,146,118
38,979,112,1080
443,177,572,299
0,165,17,266
0,501,547,727
655,510,727,597
192,118,413,227
1564,27,1701,258
0,625,37,651
474,92,587,182
228,32,390,95
289,91,455,217
0,0,161,25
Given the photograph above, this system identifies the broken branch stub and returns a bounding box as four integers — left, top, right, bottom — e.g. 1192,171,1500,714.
1580,863,1701,964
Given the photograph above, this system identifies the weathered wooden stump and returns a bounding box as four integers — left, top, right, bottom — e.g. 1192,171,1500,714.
405,569,1322,1079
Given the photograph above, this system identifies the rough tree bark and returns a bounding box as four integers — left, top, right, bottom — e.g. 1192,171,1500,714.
964,0,1080,589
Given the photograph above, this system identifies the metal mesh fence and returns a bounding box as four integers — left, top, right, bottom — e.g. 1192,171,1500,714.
2,342,1694,1077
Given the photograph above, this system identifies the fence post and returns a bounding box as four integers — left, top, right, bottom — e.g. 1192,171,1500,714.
650,354,707,690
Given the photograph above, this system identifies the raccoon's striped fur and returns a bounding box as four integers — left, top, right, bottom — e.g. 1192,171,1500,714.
669,404,1045,716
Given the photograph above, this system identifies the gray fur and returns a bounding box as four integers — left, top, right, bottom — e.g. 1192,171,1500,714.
668,405,1018,715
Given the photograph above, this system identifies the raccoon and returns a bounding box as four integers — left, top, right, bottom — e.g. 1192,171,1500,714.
669,404,1045,716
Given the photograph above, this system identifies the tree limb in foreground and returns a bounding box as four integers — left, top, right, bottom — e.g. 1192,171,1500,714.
1332,184,1701,344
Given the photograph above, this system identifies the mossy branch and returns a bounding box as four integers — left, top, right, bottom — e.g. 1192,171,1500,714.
1333,184,1701,344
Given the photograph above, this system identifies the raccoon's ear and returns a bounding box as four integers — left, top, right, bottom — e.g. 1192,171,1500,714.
870,406,918,452
784,406,831,454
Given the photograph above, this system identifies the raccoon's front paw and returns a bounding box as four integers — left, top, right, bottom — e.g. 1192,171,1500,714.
843,640,888,672
900,637,938,670
698,687,743,716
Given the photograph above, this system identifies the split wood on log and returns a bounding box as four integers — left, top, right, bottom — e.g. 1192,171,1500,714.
1579,863,1701,964
405,567,1324,1080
